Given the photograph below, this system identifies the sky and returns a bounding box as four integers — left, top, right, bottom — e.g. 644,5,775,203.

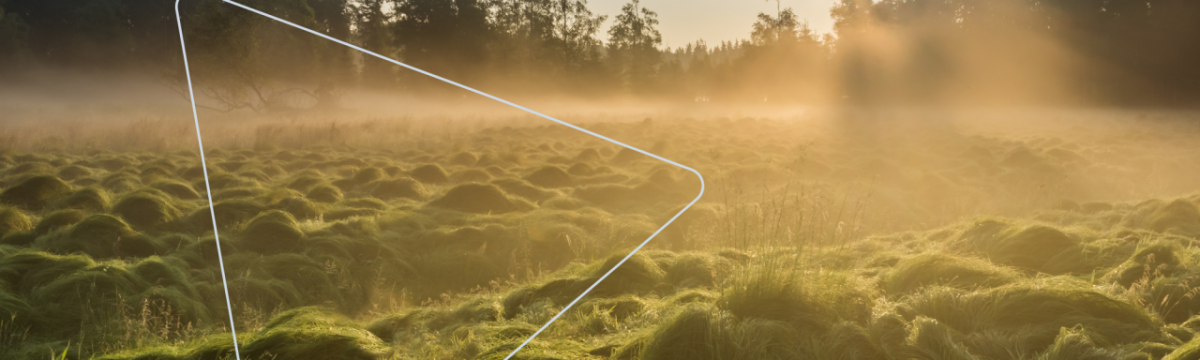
586,0,838,49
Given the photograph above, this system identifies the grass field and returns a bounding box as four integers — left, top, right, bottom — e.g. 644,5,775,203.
4,109,1200,359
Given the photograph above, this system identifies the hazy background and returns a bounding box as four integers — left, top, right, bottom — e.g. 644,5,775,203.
586,0,837,47
0,0,1198,115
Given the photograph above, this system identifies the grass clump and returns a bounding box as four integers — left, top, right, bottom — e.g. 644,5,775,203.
427,183,526,214
307,184,345,203
148,180,201,200
899,282,1165,351
1143,199,1200,236
882,253,1020,295
111,191,184,229
636,304,737,360
368,178,425,201
56,164,93,181
718,261,872,333
0,207,32,238
1113,241,1183,287
50,187,111,212
0,175,73,210
957,221,1083,274
238,210,305,255
33,209,86,235
238,308,388,360
524,166,573,188
410,164,450,184
43,214,159,259
187,199,268,230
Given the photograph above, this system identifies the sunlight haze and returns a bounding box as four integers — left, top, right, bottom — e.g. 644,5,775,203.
588,0,838,47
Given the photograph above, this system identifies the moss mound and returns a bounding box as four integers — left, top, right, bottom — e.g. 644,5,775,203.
101,171,142,193
33,209,86,235
188,199,268,230
307,184,344,203
0,175,73,210
342,197,390,210
587,252,667,297
448,152,479,166
575,148,602,162
1145,199,1200,235
883,253,1019,295
491,178,552,201
900,284,1163,348
239,308,387,360
149,180,201,200
112,193,183,229
287,175,324,191
6,161,55,176
51,214,159,258
51,187,110,212
611,147,651,164
524,166,573,188
56,165,93,181
410,164,450,184
239,210,305,255
368,178,425,200
352,167,386,184
958,221,1081,273
0,207,33,238
452,168,493,183
666,253,732,289
427,183,523,214
278,197,322,220
637,304,737,360
567,163,596,176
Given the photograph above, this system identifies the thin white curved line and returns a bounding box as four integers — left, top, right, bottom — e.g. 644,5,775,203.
174,2,243,359
218,2,706,359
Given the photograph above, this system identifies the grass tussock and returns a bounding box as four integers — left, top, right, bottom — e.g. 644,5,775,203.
8,115,1200,359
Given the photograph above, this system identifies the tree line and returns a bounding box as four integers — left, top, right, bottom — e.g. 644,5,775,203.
0,0,1196,108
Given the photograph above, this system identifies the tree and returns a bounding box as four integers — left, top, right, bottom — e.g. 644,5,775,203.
0,1,29,66
607,0,662,94
309,0,355,85
353,0,395,87
391,0,492,89
737,6,827,103
169,0,335,113
489,0,609,95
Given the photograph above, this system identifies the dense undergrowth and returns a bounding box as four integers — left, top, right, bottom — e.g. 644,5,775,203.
4,114,1200,359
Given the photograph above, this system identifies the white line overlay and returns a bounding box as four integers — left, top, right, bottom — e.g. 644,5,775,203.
174,1,243,360
176,1,705,359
